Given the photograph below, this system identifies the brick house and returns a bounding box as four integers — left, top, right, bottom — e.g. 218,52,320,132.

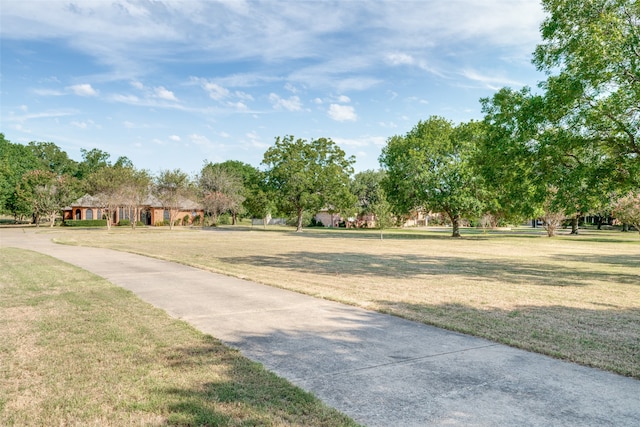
64,194,204,226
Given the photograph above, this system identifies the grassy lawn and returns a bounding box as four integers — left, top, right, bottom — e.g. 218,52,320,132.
0,247,360,426
51,225,640,379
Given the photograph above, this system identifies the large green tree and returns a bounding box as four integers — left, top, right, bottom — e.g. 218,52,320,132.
262,136,355,232
77,148,111,180
350,170,386,217
477,88,546,224
15,169,79,227
198,162,246,225
28,141,79,177
0,134,41,217
534,0,640,185
479,87,622,234
380,117,484,237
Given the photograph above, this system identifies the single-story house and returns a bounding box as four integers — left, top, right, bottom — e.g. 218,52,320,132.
64,194,204,226
314,208,433,228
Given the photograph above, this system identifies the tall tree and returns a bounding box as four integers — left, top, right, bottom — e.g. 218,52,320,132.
120,168,151,229
199,162,247,225
612,191,640,235
533,0,640,185
380,117,484,237
77,148,111,180
86,165,131,229
154,169,192,230
262,136,355,232
351,170,387,217
0,134,41,218
27,141,79,177
16,169,79,227
476,88,546,224
243,169,276,226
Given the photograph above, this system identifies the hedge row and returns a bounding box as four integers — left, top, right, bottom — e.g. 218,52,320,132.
64,219,108,227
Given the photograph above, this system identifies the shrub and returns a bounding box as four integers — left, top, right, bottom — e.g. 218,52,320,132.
64,220,107,227
218,213,231,225
182,214,190,226
118,219,131,227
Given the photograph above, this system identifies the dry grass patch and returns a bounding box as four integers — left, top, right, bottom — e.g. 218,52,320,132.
50,226,640,378
0,247,359,426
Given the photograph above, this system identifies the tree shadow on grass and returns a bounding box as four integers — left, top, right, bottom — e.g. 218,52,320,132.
221,251,640,287
373,301,640,379
553,253,640,268
154,335,359,426
158,302,640,427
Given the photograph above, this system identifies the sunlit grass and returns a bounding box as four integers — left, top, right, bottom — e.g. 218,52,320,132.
0,247,360,426
50,225,640,378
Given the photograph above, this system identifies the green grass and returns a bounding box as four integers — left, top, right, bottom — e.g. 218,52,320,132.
0,247,360,426
50,225,640,378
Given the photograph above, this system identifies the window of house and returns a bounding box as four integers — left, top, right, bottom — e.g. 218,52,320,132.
86,209,93,220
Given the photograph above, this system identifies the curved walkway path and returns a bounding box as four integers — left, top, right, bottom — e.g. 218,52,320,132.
2,228,639,426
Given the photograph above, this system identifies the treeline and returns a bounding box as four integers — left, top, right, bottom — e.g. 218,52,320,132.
1,0,639,236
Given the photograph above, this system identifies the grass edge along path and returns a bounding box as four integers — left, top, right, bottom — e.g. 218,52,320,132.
0,247,360,427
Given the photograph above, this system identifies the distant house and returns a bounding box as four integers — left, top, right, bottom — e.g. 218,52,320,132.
314,207,432,228
63,194,204,226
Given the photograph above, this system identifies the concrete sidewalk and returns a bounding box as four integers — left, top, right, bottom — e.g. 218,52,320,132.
2,228,639,426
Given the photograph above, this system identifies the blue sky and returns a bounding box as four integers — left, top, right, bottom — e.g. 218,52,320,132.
1,0,546,175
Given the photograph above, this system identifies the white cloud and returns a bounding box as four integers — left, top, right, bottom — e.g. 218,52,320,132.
190,133,211,146
68,83,98,97
5,109,76,122
387,53,414,66
202,82,230,100
154,86,178,101
284,83,299,94
328,104,357,122
131,81,144,90
169,134,181,142
460,68,524,90
228,101,249,111
71,119,97,129
269,93,302,111
245,131,268,148
112,94,139,104
123,121,135,128
235,91,254,102
336,95,351,103
31,88,64,96
378,121,398,128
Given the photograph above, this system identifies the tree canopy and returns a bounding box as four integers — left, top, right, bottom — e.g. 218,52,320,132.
380,117,484,237
262,136,355,232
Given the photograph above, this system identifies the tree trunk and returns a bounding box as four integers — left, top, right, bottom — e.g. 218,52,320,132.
451,213,461,238
131,206,137,230
296,208,304,232
570,215,579,235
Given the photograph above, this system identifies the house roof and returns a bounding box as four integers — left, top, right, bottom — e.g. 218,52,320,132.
66,193,202,210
